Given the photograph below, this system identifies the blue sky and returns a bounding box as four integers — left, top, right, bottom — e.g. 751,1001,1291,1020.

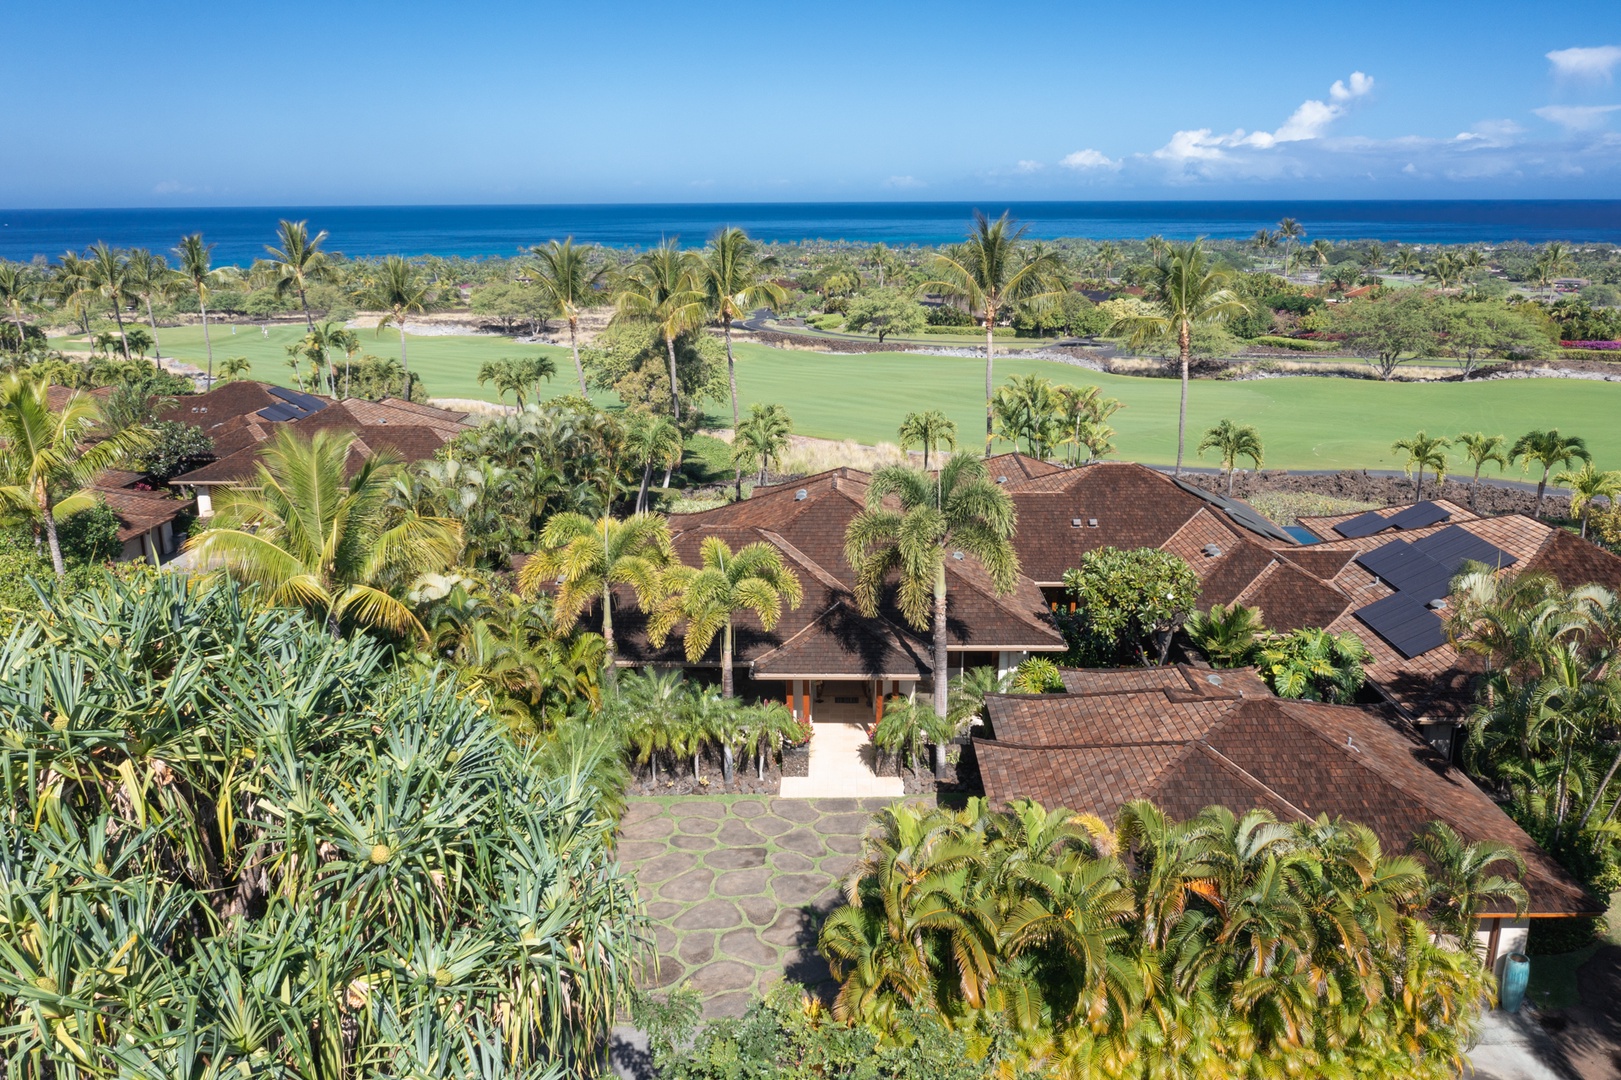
4,0,1621,206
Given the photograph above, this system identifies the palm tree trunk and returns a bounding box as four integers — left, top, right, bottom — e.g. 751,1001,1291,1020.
200,298,214,386
10,314,26,358
724,318,740,429
665,333,682,422
1581,507,1589,539
983,316,995,457
721,620,735,699
145,297,162,364
931,561,949,778
111,301,132,361
569,320,587,396
398,323,410,400
299,287,314,332
1226,466,1235,497
662,461,675,489
637,459,654,513
601,585,617,692
1176,321,1191,476
39,490,64,580
1578,743,1621,832
1415,470,1423,503
1471,467,1481,511
1536,467,1549,518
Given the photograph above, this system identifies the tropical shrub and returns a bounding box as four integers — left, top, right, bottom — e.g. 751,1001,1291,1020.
1059,547,1198,666
55,499,121,562
135,419,214,482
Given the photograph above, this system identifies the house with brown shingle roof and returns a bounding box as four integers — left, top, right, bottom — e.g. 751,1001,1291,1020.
609,466,1066,726
159,382,471,516
973,663,1604,978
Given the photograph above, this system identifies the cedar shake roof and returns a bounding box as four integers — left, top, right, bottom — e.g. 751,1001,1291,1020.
98,487,194,542
976,667,1598,916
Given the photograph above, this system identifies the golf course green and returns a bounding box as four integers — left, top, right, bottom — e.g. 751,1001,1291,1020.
119,326,1621,474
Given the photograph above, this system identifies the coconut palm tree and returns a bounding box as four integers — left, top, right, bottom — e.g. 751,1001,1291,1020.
731,402,792,489
174,233,229,385
1197,418,1264,496
1092,241,1121,281
0,262,39,357
1393,248,1424,276
1511,429,1591,518
1456,432,1510,512
52,250,96,335
217,355,252,382
1277,217,1305,279
664,536,802,700
188,429,461,637
1109,240,1247,475
366,255,431,399
328,326,361,398
1553,461,1621,538
86,241,134,360
701,227,786,427
526,237,606,396
920,213,1066,455
0,377,150,577
845,456,1019,769
1308,238,1334,270
516,511,674,689
125,248,171,363
614,240,707,423
898,409,957,470
624,411,685,513
264,219,331,330
478,356,555,408
1392,431,1451,501
1413,822,1528,944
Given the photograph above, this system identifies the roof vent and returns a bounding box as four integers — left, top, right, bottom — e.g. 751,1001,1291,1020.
951,550,964,560
1345,734,1360,753
1206,674,1223,686
1088,518,1099,528
1427,598,1448,610
1071,518,1083,527
996,476,1008,484
1202,544,1222,558
794,489,807,501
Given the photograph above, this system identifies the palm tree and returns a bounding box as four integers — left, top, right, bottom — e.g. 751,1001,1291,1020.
516,511,673,689
1197,418,1264,496
920,213,1066,455
1185,601,1267,666
526,238,606,396
731,402,792,488
1456,432,1510,512
1392,431,1451,501
701,227,786,428
188,429,461,637
1532,242,1573,293
898,409,957,470
1511,429,1591,518
1308,238,1334,270
217,355,252,382
1092,241,1121,281
1413,822,1528,944
52,250,96,335
614,240,707,423
845,456,1019,769
478,357,555,408
0,377,150,578
125,248,171,363
1553,461,1621,538
624,411,684,512
1393,248,1424,276
264,220,331,330
328,326,361,398
367,255,431,399
86,241,134,360
665,536,803,700
0,263,38,357
1109,240,1247,475
1277,217,1305,280
174,234,228,386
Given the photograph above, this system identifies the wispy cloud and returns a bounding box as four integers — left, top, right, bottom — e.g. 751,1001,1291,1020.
884,175,923,189
1059,149,1121,170
1547,45,1621,82
1015,160,1044,173
1534,104,1621,130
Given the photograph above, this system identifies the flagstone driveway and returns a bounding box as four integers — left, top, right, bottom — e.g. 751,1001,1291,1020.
617,795,921,1019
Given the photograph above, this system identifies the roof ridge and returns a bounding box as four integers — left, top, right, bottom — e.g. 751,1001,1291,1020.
1191,742,1315,821
756,529,847,594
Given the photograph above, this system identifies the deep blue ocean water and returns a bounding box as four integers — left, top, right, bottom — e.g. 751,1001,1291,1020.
2,200,1619,264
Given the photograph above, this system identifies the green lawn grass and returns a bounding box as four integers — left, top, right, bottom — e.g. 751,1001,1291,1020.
80,326,1621,473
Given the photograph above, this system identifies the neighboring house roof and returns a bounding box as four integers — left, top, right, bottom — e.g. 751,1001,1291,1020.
975,664,1599,917
608,467,1067,679
98,487,194,543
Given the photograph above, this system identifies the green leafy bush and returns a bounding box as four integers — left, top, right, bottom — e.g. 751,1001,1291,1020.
1252,335,1340,351
56,500,122,563
1059,547,1198,666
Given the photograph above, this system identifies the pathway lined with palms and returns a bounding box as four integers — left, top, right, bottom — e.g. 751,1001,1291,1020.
779,721,903,798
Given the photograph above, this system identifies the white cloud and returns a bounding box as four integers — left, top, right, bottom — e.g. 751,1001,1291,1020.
1015,159,1044,173
1547,45,1621,81
1330,71,1374,101
1059,148,1121,170
1152,129,1229,162
884,175,923,189
1534,104,1621,130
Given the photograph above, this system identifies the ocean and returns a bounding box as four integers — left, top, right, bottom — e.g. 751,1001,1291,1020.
2,201,1619,264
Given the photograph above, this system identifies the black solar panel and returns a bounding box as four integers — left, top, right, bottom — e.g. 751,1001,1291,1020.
1334,511,1392,538
1354,593,1449,658
1411,525,1517,574
1387,501,1451,531
1355,540,1454,601
257,403,303,422
267,386,328,414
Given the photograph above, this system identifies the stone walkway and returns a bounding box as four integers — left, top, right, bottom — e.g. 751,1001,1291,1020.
618,795,917,1019
778,721,905,798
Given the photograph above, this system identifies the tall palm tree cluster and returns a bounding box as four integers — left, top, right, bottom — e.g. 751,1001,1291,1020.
614,669,804,786
1386,426,1607,522
819,797,1511,1079
991,375,1123,463
1449,569,1621,860
0,573,643,1077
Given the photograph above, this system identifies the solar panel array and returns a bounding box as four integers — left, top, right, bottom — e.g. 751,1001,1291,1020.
257,403,303,422
1333,510,1390,538
1333,500,1451,538
257,386,331,424
1352,520,1517,658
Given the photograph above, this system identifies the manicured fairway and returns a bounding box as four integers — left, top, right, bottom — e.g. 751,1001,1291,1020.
115,327,1621,472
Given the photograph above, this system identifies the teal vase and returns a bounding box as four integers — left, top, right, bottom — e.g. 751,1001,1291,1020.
1499,952,1530,1012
